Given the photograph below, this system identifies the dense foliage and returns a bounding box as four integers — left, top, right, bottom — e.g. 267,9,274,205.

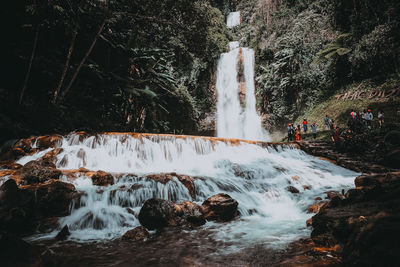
0,0,228,142
235,0,400,128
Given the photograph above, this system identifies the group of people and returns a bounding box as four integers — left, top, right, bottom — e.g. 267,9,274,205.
287,108,388,142
287,119,318,141
347,108,384,131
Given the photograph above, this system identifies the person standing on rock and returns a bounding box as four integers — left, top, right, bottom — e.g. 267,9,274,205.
325,115,330,130
287,124,295,141
295,127,302,141
365,109,373,128
378,110,384,127
302,119,308,133
311,123,317,139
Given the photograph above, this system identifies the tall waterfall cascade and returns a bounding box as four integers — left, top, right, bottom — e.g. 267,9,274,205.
216,12,269,141
14,132,357,246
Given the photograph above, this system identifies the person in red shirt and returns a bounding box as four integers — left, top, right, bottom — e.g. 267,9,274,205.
302,119,308,133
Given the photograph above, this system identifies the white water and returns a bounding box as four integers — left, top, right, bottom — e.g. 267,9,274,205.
216,13,268,141
227,11,241,28
18,133,357,247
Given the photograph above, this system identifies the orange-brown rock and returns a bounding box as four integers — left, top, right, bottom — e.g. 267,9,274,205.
174,201,205,226
36,135,63,150
307,202,327,214
122,226,149,241
16,160,62,185
306,217,313,227
201,193,238,222
13,136,36,153
40,148,64,164
0,162,22,170
146,172,196,198
90,171,114,186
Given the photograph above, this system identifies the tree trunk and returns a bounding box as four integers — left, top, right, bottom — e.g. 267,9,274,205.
19,25,39,105
59,19,106,101
52,30,77,103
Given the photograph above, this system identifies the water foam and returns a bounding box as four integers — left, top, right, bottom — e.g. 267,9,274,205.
18,133,357,245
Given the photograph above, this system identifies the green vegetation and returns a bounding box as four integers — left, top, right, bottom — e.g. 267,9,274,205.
233,0,400,131
0,0,229,143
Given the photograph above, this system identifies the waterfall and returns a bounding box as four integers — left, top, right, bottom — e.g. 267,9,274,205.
227,11,241,28
216,13,269,141
17,133,357,246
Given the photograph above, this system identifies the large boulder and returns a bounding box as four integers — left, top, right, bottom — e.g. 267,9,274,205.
31,180,77,218
138,198,206,230
36,135,63,150
0,179,36,235
138,199,177,230
122,226,149,241
174,201,206,226
201,193,238,222
91,171,114,186
17,160,62,185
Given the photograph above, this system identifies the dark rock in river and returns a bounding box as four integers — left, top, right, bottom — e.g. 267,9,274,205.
286,186,300,194
91,171,114,186
122,226,149,241
32,180,77,218
56,225,70,241
139,198,177,230
201,193,238,222
174,201,206,226
17,160,62,185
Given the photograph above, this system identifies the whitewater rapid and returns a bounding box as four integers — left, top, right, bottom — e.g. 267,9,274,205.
18,133,357,247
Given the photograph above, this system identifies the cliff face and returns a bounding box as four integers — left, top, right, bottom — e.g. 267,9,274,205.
232,0,400,129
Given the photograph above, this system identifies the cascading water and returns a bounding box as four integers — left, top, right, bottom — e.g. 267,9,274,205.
226,11,241,28
216,13,269,141
17,133,357,247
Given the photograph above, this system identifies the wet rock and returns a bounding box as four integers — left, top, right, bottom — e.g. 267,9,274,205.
146,173,196,198
36,135,63,150
286,186,300,194
17,160,62,185
307,202,327,214
31,180,77,218
138,198,177,230
201,193,238,222
126,208,137,217
91,171,114,186
0,232,43,266
311,172,400,266
0,162,22,170
324,191,343,200
122,226,149,241
302,185,312,190
314,197,322,201
174,201,206,226
56,225,70,241
40,148,64,165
